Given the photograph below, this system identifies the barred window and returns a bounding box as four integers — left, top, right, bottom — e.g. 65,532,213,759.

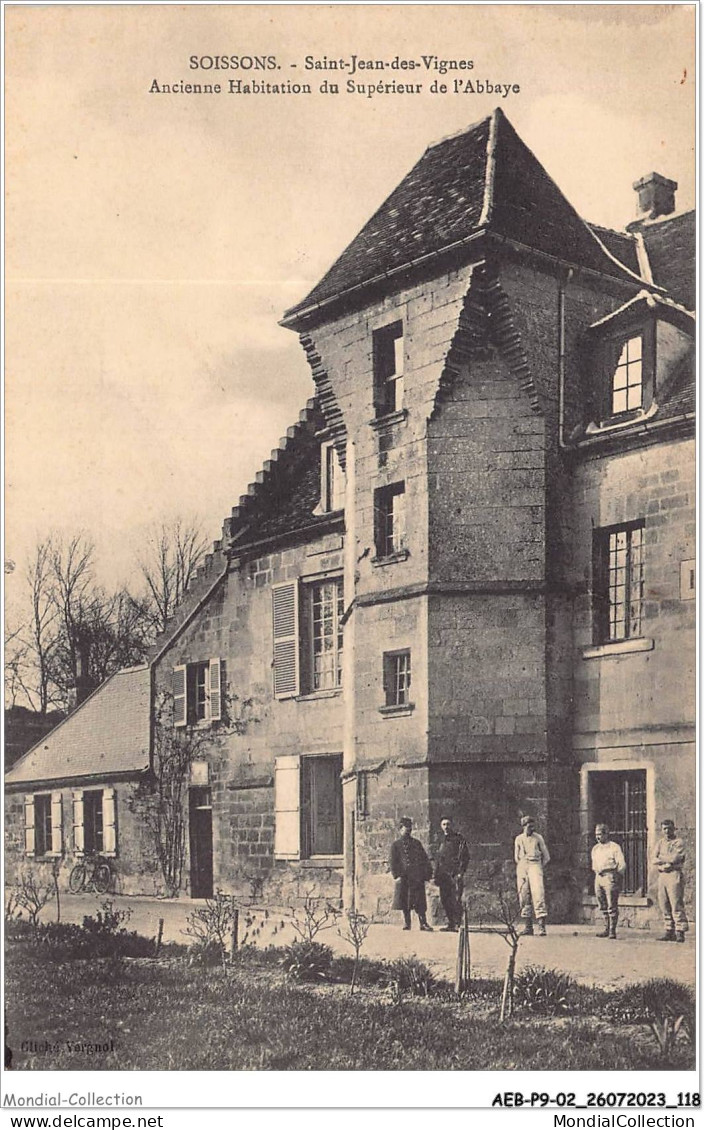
590,770,647,895
593,522,645,643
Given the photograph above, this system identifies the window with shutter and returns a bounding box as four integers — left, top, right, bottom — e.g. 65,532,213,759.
272,583,299,698
174,660,223,725
24,795,35,856
50,792,63,855
173,665,187,727
208,658,222,721
72,790,85,855
102,788,117,855
274,755,300,859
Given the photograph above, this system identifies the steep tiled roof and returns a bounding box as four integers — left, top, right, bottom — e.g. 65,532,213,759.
283,108,646,325
5,667,150,786
640,212,696,311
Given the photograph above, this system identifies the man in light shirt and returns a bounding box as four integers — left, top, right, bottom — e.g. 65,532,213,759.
591,823,626,939
654,819,688,943
514,815,550,936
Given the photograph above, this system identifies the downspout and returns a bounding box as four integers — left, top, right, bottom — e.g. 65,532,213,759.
558,268,574,450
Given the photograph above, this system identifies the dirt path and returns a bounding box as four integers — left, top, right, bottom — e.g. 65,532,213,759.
44,893,695,990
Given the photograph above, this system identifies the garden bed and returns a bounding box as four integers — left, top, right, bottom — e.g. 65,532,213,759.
4,915,695,1072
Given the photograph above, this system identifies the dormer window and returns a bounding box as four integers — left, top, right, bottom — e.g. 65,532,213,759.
320,440,345,512
373,321,404,417
611,335,643,415
587,321,656,429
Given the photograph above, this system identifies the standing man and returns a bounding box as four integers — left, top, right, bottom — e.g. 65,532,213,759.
514,815,550,936
389,817,433,931
433,816,470,931
654,819,688,942
591,823,626,939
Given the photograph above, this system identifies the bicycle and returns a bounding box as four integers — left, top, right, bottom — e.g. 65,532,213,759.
68,854,113,894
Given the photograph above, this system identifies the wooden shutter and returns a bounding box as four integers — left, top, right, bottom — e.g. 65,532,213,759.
24,795,35,856
50,792,63,855
72,790,85,854
102,788,117,855
173,665,187,727
395,486,406,550
274,755,300,859
208,658,222,722
272,583,299,699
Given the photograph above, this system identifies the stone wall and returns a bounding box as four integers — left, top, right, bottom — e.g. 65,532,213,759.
5,780,160,896
153,530,346,905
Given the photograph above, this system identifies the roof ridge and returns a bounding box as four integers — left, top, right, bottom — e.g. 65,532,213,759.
478,107,501,228
425,110,494,152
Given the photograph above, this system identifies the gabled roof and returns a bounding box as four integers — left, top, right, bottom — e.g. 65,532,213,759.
586,290,695,335
282,108,648,327
5,666,150,787
640,211,696,311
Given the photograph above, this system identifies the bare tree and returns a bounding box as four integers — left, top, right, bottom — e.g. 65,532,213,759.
477,880,522,1022
7,533,151,713
132,518,209,639
20,538,60,713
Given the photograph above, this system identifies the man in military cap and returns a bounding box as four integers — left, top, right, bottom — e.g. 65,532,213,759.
433,816,470,931
389,817,433,931
514,814,550,936
654,819,688,942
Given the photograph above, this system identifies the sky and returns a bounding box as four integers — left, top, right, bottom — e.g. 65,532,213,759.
5,3,696,606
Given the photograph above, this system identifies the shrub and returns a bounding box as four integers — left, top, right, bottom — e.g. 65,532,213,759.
82,900,132,935
6,918,155,962
384,956,435,1000
280,940,333,982
184,895,236,961
606,978,695,1035
11,869,54,929
514,966,574,1015
289,897,340,942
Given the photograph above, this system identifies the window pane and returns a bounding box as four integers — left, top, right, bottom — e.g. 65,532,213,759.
627,335,642,361
311,580,343,690
612,389,628,414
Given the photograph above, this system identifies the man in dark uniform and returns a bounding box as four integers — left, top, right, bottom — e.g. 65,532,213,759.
389,817,433,931
433,815,470,931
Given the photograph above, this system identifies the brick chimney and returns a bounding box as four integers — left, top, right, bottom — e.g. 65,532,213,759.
632,172,678,221
67,638,93,711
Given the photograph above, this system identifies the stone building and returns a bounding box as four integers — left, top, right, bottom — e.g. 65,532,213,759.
6,110,694,928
